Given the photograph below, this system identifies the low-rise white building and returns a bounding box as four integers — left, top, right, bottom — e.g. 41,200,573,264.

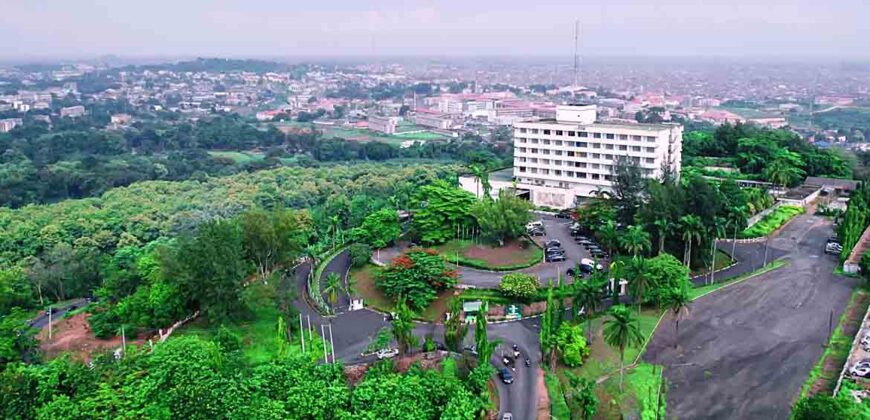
368,115,400,134
461,104,683,209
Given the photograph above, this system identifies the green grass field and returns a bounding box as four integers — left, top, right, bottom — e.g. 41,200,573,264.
208,150,266,164
554,308,664,418
431,239,543,271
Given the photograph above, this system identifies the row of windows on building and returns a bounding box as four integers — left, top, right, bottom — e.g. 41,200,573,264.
516,127,659,142
516,140,657,153
516,156,656,167
515,147,659,161
517,166,654,179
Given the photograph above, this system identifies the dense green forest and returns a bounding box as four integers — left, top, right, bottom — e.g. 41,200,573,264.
0,335,488,419
682,122,852,185
0,112,508,208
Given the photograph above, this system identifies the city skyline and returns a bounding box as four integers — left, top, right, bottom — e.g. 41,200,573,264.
1,0,868,59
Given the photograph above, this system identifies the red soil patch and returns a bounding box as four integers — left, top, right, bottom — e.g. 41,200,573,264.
463,240,538,266
38,312,145,362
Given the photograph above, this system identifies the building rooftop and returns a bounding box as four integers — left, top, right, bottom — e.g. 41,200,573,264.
490,167,514,182
523,118,676,132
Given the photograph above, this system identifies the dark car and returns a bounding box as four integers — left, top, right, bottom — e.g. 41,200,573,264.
546,253,567,262
544,239,562,249
556,209,574,219
528,228,546,237
499,368,515,384
546,247,565,256
566,267,585,278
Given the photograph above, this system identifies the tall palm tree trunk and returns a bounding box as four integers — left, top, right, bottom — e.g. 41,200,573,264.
619,346,625,392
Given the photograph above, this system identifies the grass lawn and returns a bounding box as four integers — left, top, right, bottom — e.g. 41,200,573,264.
545,372,572,419
740,205,804,238
554,308,664,418
178,282,321,364
349,264,456,322
432,239,543,271
207,150,265,164
690,249,735,277
689,259,787,301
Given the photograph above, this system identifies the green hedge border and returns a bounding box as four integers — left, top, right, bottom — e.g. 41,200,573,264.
310,244,350,315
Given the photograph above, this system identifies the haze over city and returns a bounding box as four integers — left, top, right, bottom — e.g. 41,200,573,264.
3,1,870,420
1,0,868,59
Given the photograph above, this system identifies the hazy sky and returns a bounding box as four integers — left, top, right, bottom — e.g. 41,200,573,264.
1,0,867,59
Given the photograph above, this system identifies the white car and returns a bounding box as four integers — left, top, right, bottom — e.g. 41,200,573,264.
526,221,544,230
502,414,513,420
580,258,604,271
376,348,399,360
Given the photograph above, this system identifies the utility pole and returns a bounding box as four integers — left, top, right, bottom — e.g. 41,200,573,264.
47,308,52,340
307,315,312,342
709,238,716,286
763,236,770,268
299,314,305,353
329,323,336,364
121,325,127,355
573,20,581,101
321,325,328,362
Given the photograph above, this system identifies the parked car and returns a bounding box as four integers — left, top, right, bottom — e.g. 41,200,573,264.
545,239,562,249
526,221,544,231
546,247,564,255
528,228,546,237
556,209,574,219
376,348,399,359
566,267,585,278
499,368,514,384
502,413,513,420
581,258,604,271
546,253,567,262
850,363,870,377
825,242,843,255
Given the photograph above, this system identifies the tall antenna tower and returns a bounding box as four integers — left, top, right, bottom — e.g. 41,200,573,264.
572,20,581,100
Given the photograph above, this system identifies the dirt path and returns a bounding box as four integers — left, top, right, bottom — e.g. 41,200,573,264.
38,313,145,362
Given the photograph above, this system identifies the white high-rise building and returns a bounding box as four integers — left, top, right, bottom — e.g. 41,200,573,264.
510,104,682,209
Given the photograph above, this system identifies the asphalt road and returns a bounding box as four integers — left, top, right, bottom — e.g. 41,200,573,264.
453,214,595,288
644,213,856,419
28,298,89,329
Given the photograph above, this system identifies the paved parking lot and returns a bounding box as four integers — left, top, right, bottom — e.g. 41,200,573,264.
644,213,857,419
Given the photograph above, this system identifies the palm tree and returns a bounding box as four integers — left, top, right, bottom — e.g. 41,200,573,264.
596,220,619,257
653,218,671,256
391,298,417,356
603,305,644,392
728,206,748,257
323,272,344,306
329,215,341,249
620,225,651,258
573,272,606,342
626,256,649,314
662,285,691,349
679,215,703,267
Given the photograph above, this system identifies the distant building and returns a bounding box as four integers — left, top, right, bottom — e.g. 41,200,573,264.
748,117,788,129
0,118,23,133
60,105,86,118
368,115,400,134
461,104,683,209
413,111,452,129
110,113,132,125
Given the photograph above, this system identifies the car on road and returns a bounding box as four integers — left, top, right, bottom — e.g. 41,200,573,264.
502,413,513,420
499,368,514,384
566,267,584,278
546,245,565,253
544,239,562,249
825,242,843,255
528,228,546,236
376,348,399,359
556,209,574,219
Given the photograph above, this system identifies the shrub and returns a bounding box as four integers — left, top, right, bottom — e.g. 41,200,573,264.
375,249,458,310
348,243,373,268
792,394,849,420
555,323,589,367
499,273,539,299
740,205,804,238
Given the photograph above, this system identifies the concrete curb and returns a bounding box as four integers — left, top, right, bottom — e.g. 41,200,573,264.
691,259,788,302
